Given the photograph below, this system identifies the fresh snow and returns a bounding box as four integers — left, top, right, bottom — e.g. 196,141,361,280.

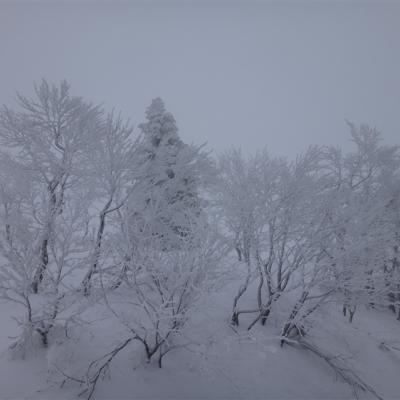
0,282,399,399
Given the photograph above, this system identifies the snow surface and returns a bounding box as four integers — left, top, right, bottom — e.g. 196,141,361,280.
0,282,399,400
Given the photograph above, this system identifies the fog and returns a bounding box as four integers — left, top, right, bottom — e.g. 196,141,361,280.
1,1,399,157
1,3,400,399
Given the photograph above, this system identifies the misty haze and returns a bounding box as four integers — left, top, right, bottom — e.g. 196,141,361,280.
0,1,399,399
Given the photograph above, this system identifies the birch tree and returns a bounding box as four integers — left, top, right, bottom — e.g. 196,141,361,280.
80,111,137,295
0,80,101,293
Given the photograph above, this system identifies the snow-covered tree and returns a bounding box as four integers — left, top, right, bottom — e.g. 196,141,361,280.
0,80,103,355
80,111,138,295
0,160,91,354
322,124,400,321
217,147,331,332
216,148,282,324
130,98,211,251
0,80,101,293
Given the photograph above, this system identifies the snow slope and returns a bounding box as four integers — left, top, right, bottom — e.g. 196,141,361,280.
0,283,399,400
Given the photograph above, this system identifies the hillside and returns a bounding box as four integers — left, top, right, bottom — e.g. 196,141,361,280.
1,281,399,400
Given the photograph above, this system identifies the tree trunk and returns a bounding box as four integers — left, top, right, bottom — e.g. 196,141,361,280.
81,199,113,296
31,180,60,293
231,258,251,326
281,291,308,346
31,238,49,293
348,306,356,323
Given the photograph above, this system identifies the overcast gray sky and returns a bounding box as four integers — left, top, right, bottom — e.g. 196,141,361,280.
0,0,399,157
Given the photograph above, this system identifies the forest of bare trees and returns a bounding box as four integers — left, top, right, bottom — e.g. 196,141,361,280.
0,81,399,399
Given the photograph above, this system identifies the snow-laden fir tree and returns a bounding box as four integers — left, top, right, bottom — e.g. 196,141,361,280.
129,98,210,251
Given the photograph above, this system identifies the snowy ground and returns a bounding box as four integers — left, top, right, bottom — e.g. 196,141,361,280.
0,284,400,400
